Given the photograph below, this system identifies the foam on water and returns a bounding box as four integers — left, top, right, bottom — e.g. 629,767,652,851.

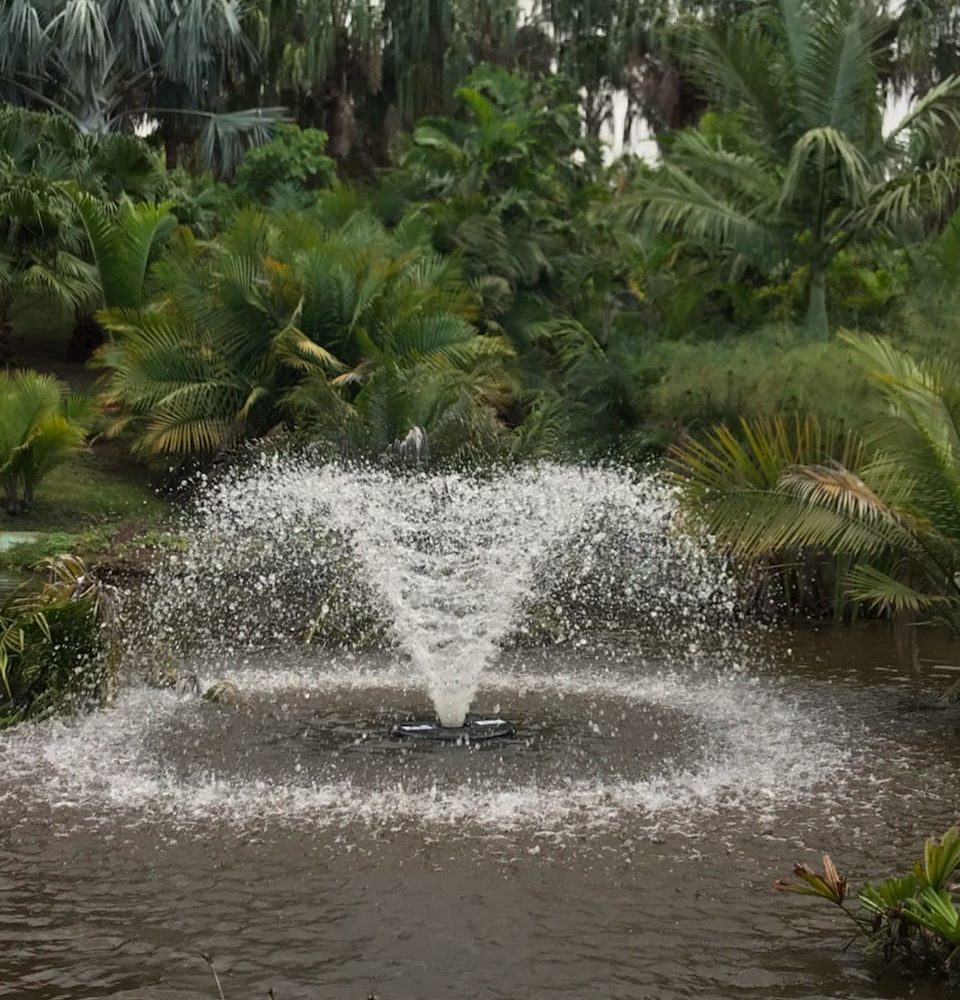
0,662,846,833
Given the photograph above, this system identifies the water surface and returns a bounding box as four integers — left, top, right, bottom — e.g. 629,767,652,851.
2,624,958,999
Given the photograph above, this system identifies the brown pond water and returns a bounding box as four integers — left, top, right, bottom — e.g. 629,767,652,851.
1,624,959,1000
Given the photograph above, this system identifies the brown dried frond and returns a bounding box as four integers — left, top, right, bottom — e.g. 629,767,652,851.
781,463,893,522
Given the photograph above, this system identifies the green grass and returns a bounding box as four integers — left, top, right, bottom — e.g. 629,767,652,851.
5,295,167,536
6,291,95,388
1,442,167,531
2,299,174,572
0,441,173,571
0,527,185,572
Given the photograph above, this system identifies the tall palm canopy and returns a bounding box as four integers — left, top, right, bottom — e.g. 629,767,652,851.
0,0,284,175
623,0,960,338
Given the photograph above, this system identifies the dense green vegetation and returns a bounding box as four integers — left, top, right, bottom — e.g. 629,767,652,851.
5,0,960,632
0,556,116,727
624,1,960,339
672,334,960,656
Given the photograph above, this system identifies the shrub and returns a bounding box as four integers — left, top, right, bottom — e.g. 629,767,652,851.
0,556,117,727
776,829,960,981
0,371,93,514
235,124,336,204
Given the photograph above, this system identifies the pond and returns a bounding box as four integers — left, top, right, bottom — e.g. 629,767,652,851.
2,623,958,1000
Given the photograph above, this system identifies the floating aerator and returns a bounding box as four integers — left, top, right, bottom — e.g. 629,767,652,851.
392,714,515,743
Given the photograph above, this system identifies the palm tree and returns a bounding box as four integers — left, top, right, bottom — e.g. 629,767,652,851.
0,174,91,359
671,332,960,649
0,0,284,175
54,184,176,358
0,370,91,513
382,0,519,125
530,0,652,138
0,106,174,360
241,0,383,163
291,297,517,459
893,0,960,95
95,205,517,460
622,0,960,338
65,186,176,311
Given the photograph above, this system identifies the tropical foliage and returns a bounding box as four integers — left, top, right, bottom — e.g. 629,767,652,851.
234,124,336,205
0,0,283,175
5,1,960,629
0,370,91,513
0,555,116,728
623,0,960,338
5,1,960,448
776,829,960,979
66,186,177,311
671,333,960,655
95,206,516,460
0,105,168,357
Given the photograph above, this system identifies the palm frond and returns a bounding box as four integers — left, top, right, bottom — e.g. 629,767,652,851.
780,462,895,523
670,414,865,496
847,564,953,613
670,131,781,204
884,73,960,153
191,107,288,178
0,1,48,78
623,162,778,259
780,127,869,210
691,486,912,559
795,0,878,134
857,157,960,229
63,184,175,308
690,15,784,148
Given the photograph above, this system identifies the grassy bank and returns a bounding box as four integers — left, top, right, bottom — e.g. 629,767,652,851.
0,440,177,577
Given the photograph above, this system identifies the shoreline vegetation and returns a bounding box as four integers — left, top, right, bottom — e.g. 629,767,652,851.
0,441,173,578
776,829,960,983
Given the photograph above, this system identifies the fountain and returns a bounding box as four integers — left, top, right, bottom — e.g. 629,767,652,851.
147,459,734,733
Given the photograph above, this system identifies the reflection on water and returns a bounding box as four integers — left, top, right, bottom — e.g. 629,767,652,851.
1,625,959,999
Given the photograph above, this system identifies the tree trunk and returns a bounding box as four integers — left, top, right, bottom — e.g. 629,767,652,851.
0,318,13,364
164,130,179,171
893,608,919,674
0,291,14,364
68,311,106,362
3,477,19,515
805,267,829,340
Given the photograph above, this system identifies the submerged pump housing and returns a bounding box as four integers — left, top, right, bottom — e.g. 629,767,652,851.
392,715,515,743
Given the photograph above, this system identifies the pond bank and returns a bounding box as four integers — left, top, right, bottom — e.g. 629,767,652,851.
0,442,173,583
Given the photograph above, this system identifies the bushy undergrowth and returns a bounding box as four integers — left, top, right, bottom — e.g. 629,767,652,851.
670,333,960,652
634,327,880,435
0,556,117,727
